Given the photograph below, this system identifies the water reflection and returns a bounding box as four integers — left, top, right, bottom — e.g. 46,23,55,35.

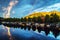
0,25,60,40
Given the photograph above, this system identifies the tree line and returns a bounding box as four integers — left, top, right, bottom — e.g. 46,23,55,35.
0,13,60,23
20,13,60,23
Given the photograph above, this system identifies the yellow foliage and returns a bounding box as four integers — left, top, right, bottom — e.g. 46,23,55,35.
25,10,60,18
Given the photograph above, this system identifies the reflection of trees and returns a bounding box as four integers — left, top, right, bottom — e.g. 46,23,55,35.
3,23,60,37
52,28,60,37
28,25,31,31
43,25,50,35
32,25,36,31
37,26,42,33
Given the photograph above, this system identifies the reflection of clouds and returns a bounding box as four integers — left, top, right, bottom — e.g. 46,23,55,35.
5,27,13,40
1,25,13,40
1,25,6,35
5,27,11,36
0,25,9,36
40,31,46,36
57,35,60,40
48,31,55,38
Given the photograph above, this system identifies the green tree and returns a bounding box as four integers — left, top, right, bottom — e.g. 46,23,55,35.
37,16,42,23
50,13,59,23
32,17,37,23
45,15,50,23
20,18,24,22
28,17,32,22
23,17,27,22
53,13,59,23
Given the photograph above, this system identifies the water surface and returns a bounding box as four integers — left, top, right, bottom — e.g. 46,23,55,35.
0,25,60,40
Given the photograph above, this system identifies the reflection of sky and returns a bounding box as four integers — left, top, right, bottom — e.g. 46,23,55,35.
0,25,60,40
0,0,60,18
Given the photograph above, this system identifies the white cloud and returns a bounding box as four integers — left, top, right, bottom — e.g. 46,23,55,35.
3,0,18,18
33,3,60,12
26,3,60,17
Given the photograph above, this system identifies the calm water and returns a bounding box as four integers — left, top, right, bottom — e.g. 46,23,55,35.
0,25,60,40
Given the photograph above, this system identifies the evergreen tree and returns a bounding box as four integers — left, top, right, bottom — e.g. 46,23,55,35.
32,17,37,23
20,18,24,22
28,17,32,22
23,17,27,22
50,13,59,23
45,15,50,23
37,16,42,23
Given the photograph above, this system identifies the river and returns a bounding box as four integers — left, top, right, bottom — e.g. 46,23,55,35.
0,25,60,40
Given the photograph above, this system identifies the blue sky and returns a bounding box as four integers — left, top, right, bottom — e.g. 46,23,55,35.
0,0,60,18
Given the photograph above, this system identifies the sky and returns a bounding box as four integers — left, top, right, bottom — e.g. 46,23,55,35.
0,0,60,18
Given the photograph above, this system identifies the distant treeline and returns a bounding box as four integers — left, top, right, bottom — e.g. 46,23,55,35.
0,17,20,22
0,13,60,23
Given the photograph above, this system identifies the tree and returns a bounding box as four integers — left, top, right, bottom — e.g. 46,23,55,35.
53,13,59,23
50,13,59,23
28,17,32,22
37,16,42,23
20,18,24,22
23,17,27,22
45,15,50,23
32,17,37,23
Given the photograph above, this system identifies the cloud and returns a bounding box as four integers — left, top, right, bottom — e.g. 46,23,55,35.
25,3,60,17
33,3,60,12
3,0,18,18
57,35,60,40
1,0,60,18
2,7,7,11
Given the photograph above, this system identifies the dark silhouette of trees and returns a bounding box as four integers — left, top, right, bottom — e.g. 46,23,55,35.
53,13,59,23
20,18,24,22
50,13,55,23
23,17,27,22
37,26,42,33
52,27,60,37
50,13,59,23
0,17,3,24
23,24,27,30
44,25,50,35
28,17,32,22
28,25,31,31
32,25,36,31
32,17,37,23
20,24,24,29
0,18,20,22
37,16,42,23
45,15,50,23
